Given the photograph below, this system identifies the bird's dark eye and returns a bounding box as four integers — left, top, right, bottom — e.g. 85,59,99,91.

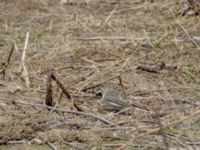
95,91,103,97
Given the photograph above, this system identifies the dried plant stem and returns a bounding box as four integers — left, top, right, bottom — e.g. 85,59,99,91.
21,32,30,88
47,141,57,150
46,71,53,106
51,73,71,100
18,100,114,125
63,141,84,150
118,75,125,95
0,42,14,77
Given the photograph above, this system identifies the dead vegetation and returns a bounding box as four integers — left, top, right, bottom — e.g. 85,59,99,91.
0,0,200,149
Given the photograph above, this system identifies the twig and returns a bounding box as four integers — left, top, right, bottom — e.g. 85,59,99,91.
17,100,114,125
177,21,200,50
46,71,53,106
50,72,82,111
39,70,77,110
7,140,25,144
63,141,84,150
92,126,136,131
0,42,15,77
76,36,147,41
47,141,57,150
6,43,14,66
21,32,30,88
118,75,125,95
72,100,84,112
40,65,96,74
109,119,157,127
12,40,19,53
51,73,71,100
103,4,118,25
103,143,143,148
172,36,200,43
81,57,100,67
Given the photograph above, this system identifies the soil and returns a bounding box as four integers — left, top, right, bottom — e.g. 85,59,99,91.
0,0,200,149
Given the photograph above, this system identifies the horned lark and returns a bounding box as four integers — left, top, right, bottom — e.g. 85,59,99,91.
96,89,148,111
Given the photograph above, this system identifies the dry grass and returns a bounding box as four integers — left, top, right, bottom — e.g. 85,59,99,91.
0,0,200,149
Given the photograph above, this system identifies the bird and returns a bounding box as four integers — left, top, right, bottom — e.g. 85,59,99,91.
96,89,148,111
